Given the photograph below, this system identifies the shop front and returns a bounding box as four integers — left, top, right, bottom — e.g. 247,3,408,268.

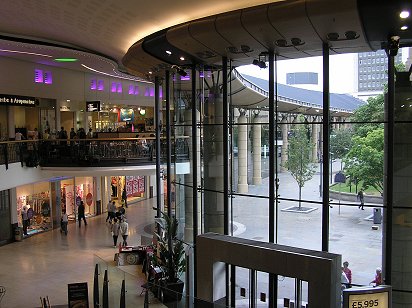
16,181,52,236
109,175,146,205
61,177,96,221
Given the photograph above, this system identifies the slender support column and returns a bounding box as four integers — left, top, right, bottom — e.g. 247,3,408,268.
280,116,288,172
311,117,318,162
192,65,199,299
252,113,262,185
165,71,171,220
7,106,15,139
322,42,330,252
237,110,248,193
384,44,395,286
268,50,277,308
155,77,161,219
223,57,229,236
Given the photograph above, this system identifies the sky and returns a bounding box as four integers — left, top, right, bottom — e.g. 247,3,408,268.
237,48,410,95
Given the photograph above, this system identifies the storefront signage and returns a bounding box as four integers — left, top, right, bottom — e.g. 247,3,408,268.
68,282,89,308
0,94,37,107
86,101,101,112
343,285,391,308
119,108,134,122
60,105,71,111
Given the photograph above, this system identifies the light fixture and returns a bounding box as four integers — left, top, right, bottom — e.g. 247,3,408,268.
54,58,78,62
252,52,268,69
179,56,185,61
66,99,70,102
171,65,187,77
148,71,152,74
166,50,172,55
275,38,305,47
326,31,359,41
401,25,409,30
139,109,146,115
400,10,410,19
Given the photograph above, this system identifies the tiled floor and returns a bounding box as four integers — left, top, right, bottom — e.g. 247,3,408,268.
0,198,164,308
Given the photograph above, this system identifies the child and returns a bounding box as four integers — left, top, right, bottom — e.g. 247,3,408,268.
111,218,120,247
61,209,68,235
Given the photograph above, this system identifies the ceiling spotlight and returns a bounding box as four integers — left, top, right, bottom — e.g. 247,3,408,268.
166,50,172,55
400,10,410,19
327,33,339,41
275,38,305,47
179,56,185,61
345,31,359,40
275,39,288,47
148,71,152,74
401,25,409,30
290,38,303,46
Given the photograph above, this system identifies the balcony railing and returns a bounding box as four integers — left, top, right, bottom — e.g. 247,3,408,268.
0,137,190,169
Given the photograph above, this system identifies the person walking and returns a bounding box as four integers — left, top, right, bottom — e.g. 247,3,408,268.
343,261,352,287
77,201,87,227
357,189,365,210
370,267,382,286
121,186,128,208
106,201,116,222
61,209,68,235
111,218,120,247
119,219,129,246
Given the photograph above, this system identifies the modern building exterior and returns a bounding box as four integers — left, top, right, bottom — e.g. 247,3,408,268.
0,0,411,307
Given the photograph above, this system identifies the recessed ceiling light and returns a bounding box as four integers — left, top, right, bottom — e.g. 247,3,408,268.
54,58,78,62
148,71,152,74
66,99,70,102
180,56,185,61
401,25,409,30
166,50,172,55
400,11,410,19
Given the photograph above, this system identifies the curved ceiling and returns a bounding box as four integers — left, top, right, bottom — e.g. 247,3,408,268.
123,0,412,79
0,0,410,82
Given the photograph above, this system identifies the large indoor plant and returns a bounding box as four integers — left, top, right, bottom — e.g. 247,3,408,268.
153,212,186,302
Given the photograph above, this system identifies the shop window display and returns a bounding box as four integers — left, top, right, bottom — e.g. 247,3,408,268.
17,189,52,236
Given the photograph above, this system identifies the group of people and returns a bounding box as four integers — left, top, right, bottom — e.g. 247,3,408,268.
341,260,383,289
106,200,129,247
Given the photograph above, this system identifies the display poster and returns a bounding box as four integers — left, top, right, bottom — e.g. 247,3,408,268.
119,108,134,122
86,193,93,206
125,176,145,197
68,282,89,308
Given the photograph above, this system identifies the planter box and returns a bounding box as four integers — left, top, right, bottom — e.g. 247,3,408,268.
160,279,184,303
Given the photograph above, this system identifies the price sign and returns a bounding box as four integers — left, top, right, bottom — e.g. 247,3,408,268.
343,286,391,308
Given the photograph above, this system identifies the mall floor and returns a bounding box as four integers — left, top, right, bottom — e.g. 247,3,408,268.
0,198,165,308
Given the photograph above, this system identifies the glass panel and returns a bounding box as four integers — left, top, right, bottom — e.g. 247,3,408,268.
277,276,296,308
392,50,412,302
235,266,251,307
231,194,269,240
256,271,269,307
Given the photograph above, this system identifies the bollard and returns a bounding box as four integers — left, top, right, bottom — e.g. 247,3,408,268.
93,264,99,308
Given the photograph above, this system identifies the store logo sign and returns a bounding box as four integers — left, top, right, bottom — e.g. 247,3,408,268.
0,94,37,107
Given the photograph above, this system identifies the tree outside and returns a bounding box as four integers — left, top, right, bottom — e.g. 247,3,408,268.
343,128,384,194
284,118,316,209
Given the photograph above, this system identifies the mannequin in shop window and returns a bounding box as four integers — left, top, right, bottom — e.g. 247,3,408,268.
22,206,29,236
111,177,118,198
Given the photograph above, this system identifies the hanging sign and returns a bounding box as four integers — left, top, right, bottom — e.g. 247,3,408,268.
0,94,37,107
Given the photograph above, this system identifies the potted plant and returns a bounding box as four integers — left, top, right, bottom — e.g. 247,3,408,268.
153,212,186,302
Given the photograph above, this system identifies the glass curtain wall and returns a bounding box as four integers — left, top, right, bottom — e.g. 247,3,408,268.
165,47,410,306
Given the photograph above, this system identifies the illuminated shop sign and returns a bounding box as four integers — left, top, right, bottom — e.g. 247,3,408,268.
0,94,37,107
86,101,101,112
119,108,134,122
343,285,391,308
